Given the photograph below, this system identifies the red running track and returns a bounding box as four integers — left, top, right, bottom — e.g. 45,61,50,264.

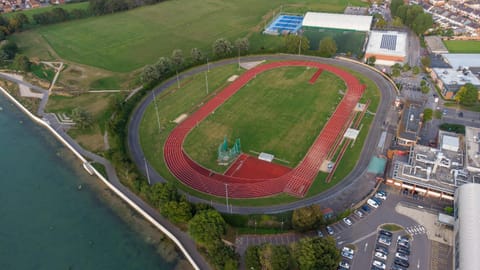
163,61,365,198
309,68,323,84
224,154,292,179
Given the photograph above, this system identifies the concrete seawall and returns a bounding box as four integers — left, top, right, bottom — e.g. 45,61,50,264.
0,86,200,270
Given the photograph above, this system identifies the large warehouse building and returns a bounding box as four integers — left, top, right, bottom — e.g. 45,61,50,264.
364,30,408,66
301,12,373,32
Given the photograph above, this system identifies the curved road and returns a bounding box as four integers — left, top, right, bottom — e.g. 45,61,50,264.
128,54,397,214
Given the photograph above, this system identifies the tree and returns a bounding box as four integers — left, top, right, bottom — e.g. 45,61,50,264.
71,108,93,129
423,108,433,122
455,83,478,106
366,56,376,66
376,17,387,29
188,209,226,247
190,47,204,63
285,35,309,54
292,204,324,232
402,63,411,72
12,54,31,72
391,68,401,77
206,241,239,270
318,36,337,57
293,237,341,270
212,38,233,57
412,66,420,75
171,49,184,70
392,17,403,28
390,0,404,17
0,40,18,60
421,56,431,69
235,37,249,54
412,13,433,35
161,200,193,224
245,246,261,270
259,243,291,270
148,182,178,207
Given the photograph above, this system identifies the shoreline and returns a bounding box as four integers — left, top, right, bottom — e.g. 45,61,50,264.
0,86,201,270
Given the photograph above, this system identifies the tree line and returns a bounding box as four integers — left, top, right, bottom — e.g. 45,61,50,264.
390,0,433,35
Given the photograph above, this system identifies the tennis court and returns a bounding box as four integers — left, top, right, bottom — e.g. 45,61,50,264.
264,14,303,35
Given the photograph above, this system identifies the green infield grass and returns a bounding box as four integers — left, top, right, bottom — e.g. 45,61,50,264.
139,61,380,206
183,66,344,173
443,40,480,53
11,0,368,73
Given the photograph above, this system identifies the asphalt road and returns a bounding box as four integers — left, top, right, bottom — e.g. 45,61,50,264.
127,54,398,214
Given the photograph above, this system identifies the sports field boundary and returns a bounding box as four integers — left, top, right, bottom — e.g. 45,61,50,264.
163,60,365,198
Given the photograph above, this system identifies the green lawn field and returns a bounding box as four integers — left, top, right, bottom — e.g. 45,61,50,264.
183,67,344,173
11,0,368,72
139,61,380,206
443,40,480,53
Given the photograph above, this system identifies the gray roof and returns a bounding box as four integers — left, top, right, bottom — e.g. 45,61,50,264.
455,183,480,270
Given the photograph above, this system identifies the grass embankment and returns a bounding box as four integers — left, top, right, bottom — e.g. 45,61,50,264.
3,2,89,20
139,62,380,206
183,67,344,172
46,92,122,152
443,40,480,53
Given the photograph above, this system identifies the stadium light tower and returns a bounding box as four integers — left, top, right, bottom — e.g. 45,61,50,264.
176,70,180,88
298,37,302,55
237,46,241,69
152,91,161,132
205,71,209,95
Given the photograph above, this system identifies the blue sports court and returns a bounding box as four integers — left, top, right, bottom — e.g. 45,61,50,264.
264,14,304,35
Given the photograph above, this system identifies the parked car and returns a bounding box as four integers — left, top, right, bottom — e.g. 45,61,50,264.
341,250,353,260
374,192,387,200
367,199,379,208
362,204,371,212
380,230,393,237
343,217,353,226
375,245,389,255
354,209,364,218
326,226,334,235
395,252,409,261
394,258,410,268
378,236,391,246
398,240,410,249
339,260,350,269
342,246,355,255
391,264,407,270
371,196,383,205
374,251,387,260
372,260,386,270
397,235,409,242
397,246,410,255
317,230,324,237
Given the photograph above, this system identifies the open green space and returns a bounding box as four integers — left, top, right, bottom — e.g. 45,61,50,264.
139,61,380,206
11,0,368,72
183,67,344,173
443,40,480,53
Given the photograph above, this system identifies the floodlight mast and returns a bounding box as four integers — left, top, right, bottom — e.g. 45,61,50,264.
205,71,209,95
152,91,161,132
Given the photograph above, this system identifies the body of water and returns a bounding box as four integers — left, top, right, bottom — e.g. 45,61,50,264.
0,95,181,270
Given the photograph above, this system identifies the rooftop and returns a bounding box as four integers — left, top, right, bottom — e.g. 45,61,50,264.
442,53,480,69
398,103,422,142
365,31,407,57
424,36,449,54
465,126,480,172
432,67,480,88
302,12,373,32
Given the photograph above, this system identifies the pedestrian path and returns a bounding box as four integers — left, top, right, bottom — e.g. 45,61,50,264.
405,225,427,236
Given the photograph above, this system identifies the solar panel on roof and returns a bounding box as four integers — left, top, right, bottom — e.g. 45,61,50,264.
380,34,397,51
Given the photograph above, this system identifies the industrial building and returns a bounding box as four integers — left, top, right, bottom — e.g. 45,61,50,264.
387,129,480,200
301,12,373,32
430,54,480,98
364,30,408,66
453,183,480,270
